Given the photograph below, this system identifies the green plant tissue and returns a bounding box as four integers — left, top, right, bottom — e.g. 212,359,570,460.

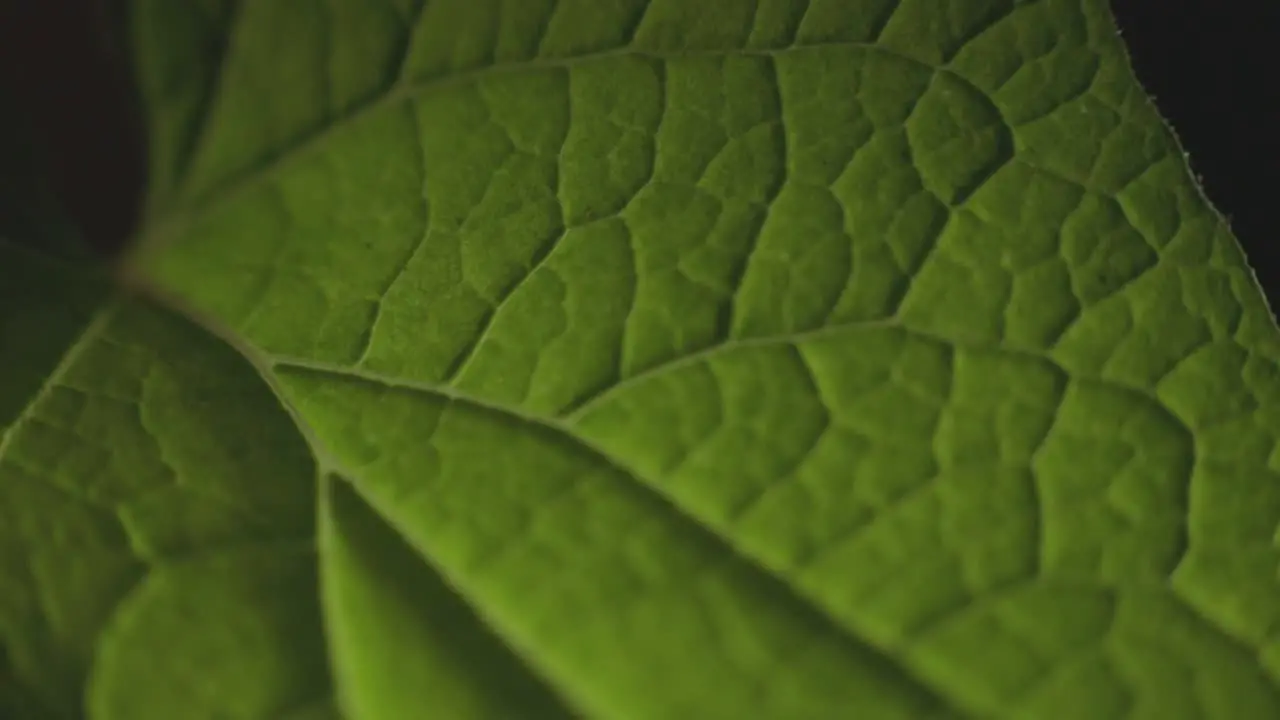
2,1,1278,718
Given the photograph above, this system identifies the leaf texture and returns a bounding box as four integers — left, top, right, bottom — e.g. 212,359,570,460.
3,0,1279,718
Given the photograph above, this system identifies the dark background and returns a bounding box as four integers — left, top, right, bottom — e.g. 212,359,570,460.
1112,0,1278,279
0,1,1276,283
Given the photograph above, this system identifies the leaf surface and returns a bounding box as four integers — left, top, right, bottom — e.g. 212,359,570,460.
4,0,1280,717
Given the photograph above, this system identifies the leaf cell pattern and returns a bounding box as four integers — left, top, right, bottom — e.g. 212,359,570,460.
3,0,1280,718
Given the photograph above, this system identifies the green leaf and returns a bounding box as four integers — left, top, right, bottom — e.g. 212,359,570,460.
4,0,1280,717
